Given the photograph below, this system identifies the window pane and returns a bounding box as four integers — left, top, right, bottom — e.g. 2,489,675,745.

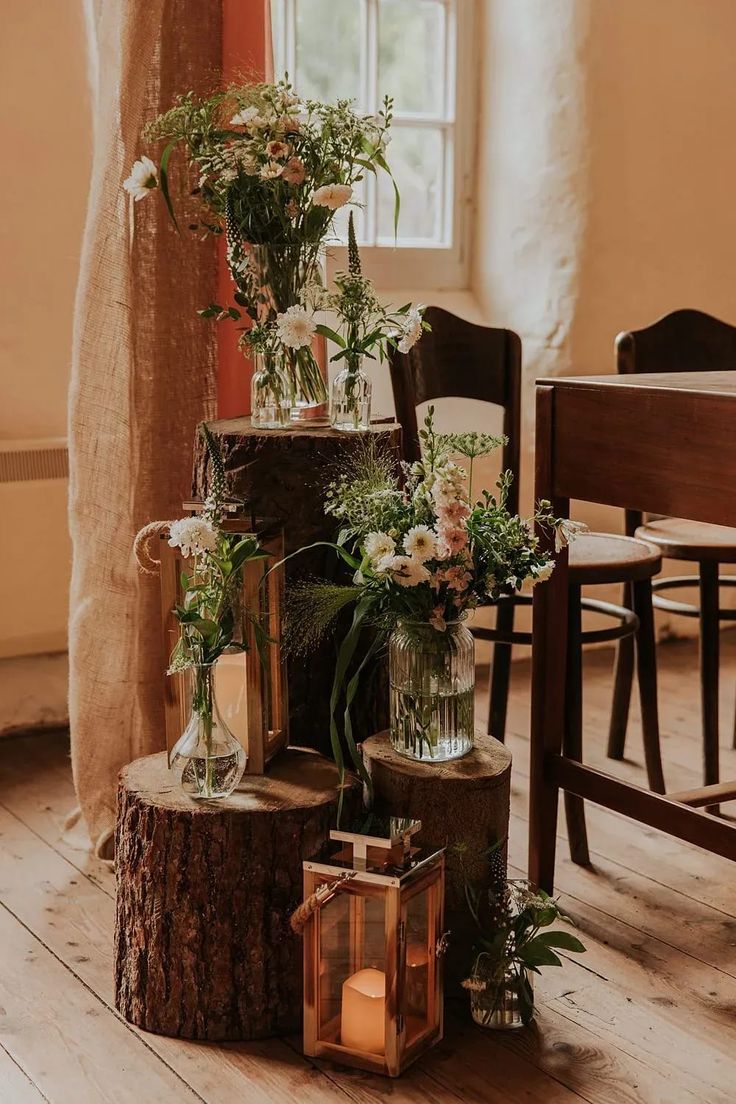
378,0,444,116
377,126,443,242
294,0,362,104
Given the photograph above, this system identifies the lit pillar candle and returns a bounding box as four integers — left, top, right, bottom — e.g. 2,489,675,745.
340,968,385,1054
214,652,248,746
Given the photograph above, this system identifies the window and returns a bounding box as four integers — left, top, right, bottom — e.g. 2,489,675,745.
271,0,475,289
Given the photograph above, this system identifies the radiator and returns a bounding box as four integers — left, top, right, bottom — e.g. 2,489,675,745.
0,438,70,659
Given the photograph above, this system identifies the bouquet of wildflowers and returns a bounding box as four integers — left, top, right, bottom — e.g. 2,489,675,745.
287,410,581,804
124,79,399,406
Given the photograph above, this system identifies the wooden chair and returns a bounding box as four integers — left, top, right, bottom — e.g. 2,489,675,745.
389,306,664,863
608,309,736,796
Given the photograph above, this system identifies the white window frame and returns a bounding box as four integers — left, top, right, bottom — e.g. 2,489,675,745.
271,0,477,291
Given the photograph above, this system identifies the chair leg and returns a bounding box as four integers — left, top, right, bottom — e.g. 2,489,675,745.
488,599,514,742
632,578,665,793
564,585,590,865
699,561,720,807
608,582,634,760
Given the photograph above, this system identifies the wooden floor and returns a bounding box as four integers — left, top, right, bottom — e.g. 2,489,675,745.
3,635,736,1103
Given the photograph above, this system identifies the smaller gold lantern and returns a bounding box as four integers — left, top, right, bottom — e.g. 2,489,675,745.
301,818,445,1077
158,501,288,774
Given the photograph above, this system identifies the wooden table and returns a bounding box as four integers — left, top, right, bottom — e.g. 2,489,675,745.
530,371,736,891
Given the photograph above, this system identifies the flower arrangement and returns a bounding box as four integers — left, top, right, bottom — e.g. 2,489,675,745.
462,847,585,1028
310,212,428,430
287,410,578,798
124,79,399,412
134,425,267,798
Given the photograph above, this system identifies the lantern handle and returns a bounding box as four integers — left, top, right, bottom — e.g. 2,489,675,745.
289,870,357,935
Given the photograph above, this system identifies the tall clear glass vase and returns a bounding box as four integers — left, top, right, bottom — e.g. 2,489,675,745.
330,360,372,432
242,243,328,420
170,664,247,799
389,618,475,761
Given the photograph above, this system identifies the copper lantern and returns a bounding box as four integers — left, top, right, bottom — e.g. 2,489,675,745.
158,501,288,774
302,819,445,1077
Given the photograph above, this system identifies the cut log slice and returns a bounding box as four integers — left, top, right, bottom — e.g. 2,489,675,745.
115,749,361,1040
362,730,512,987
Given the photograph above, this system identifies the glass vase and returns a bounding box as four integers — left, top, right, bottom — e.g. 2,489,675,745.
170,664,247,799
251,352,292,429
469,962,534,1029
240,243,328,420
330,362,372,432
389,618,474,761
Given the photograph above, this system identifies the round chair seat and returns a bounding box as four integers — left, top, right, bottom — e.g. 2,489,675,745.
568,532,661,586
634,518,736,563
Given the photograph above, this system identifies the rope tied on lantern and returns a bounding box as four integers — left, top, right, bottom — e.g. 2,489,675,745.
289,870,358,935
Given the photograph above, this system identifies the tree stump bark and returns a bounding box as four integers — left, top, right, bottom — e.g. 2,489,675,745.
362,730,512,988
193,419,401,758
115,748,361,1040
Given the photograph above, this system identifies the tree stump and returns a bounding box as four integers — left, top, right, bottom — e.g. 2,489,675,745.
115,748,361,1040
193,418,401,757
362,730,512,988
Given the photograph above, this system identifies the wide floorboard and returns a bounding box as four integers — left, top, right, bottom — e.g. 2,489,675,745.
2,634,736,1103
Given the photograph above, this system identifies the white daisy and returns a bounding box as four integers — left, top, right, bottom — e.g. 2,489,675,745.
260,160,284,180
390,556,431,588
275,304,316,350
364,532,395,564
168,517,218,559
123,156,158,201
403,525,436,563
312,183,353,210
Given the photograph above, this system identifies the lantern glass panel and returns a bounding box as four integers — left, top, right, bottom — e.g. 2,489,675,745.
318,887,388,1055
403,885,433,1046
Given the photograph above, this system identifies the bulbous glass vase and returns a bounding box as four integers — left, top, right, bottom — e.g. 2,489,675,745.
170,664,247,799
251,353,292,429
389,618,474,761
469,962,534,1030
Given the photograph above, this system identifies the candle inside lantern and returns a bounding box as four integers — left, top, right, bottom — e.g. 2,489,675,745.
340,968,386,1054
214,652,248,746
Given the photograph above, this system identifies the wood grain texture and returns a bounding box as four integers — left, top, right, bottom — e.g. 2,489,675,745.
114,750,361,1040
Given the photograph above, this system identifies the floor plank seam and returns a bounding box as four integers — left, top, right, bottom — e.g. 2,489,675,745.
0,1039,52,1103
0,899,209,1104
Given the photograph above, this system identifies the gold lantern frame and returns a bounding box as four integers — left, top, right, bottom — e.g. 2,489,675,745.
302,820,445,1078
159,501,288,774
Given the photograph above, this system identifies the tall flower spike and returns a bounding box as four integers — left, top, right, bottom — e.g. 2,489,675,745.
347,210,361,277
200,422,227,522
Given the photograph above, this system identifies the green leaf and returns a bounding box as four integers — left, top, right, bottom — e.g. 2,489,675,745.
518,937,563,969
534,930,586,954
329,597,373,823
159,140,180,233
316,324,346,348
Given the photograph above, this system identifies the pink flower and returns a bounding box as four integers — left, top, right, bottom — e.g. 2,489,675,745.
279,114,301,134
429,606,447,632
285,198,299,220
440,527,468,555
438,499,470,525
266,140,290,160
281,156,306,184
443,565,472,592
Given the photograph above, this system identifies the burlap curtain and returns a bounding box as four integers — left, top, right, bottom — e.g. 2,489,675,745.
68,0,221,856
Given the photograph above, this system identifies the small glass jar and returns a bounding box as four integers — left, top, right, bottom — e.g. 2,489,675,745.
469,962,534,1029
170,664,247,799
330,363,372,432
389,618,474,761
251,354,292,429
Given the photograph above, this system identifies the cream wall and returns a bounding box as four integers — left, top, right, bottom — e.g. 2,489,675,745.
0,3,90,724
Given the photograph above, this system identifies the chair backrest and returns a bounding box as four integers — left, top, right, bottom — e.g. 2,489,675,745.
388,306,522,513
617,308,736,533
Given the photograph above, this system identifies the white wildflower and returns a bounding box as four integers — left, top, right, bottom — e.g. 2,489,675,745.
312,183,353,210
403,525,436,563
123,155,158,201
396,307,424,354
276,304,317,350
390,556,431,588
168,517,218,558
364,531,395,565
231,106,267,128
260,160,284,180
554,518,588,553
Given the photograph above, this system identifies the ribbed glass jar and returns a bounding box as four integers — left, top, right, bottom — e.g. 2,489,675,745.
389,618,474,761
330,363,372,432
